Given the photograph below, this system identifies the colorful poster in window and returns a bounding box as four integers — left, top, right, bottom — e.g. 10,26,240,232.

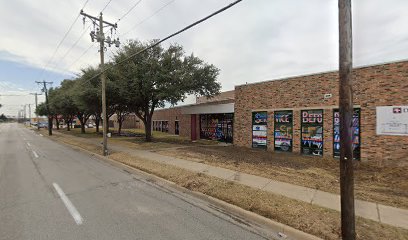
200,114,234,143
301,110,323,156
333,109,360,159
274,111,293,152
252,111,268,148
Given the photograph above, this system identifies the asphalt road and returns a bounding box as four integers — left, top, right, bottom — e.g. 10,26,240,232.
0,123,272,240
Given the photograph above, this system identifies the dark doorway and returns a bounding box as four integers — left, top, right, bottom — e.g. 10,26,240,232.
191,115,197,141
175,121,179,135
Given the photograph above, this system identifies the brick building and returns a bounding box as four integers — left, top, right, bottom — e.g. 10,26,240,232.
119,60,407,165
234,60,408,165
152,91,235,142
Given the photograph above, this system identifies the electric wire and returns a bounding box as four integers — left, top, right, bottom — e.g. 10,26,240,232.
101,0,113,13
37,0,91,81
121,0,175,38
46,24,92,76
78,0,243,87
117,0,142,23
65,44,95,73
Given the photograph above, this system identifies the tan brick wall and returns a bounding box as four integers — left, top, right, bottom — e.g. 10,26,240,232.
234,60,408,165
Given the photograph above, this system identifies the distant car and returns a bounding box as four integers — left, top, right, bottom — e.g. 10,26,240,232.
87,123,94,128
38,122,48,128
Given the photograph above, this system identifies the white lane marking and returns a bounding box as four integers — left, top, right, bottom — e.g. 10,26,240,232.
53,183,83,225
32,151,39,158
27,142,31,147
39,134,43,137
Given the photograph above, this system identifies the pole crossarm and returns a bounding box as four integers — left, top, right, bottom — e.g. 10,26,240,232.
80,10,117,28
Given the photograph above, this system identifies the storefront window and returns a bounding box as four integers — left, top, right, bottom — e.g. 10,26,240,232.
274,111,293,152
333,108,360,159
200,114,233,143
252,111,268,149
301,109,323,156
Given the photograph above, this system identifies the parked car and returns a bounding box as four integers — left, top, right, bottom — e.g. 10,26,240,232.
38,122,48,128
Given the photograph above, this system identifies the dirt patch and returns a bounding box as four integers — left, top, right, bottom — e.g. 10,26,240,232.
156,146,408,209
109,152,408,240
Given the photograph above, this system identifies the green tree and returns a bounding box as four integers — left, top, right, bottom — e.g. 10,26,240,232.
113,40,220,141
0,113,7,122
77,67,103,133
54,80,79,132
105,64,130,135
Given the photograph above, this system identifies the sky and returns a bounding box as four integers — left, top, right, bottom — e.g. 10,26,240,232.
0,0,407,116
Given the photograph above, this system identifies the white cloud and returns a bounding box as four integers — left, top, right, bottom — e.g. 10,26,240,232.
0,0,407,93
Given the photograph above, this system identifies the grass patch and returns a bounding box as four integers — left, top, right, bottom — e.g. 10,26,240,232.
46,131,408,239
109,152,408,240
157,146,408,209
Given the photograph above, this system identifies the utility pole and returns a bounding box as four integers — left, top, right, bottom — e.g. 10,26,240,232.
36,81,53,136
30,93,42,130
23,105,26,122
80,10,120,156
338,0,355,239
28,104,31,125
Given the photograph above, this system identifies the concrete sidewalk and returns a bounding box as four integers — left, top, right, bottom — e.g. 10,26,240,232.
105,143,408,230
50,131,408,230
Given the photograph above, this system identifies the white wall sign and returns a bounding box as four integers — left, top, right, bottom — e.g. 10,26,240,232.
376,106,408,136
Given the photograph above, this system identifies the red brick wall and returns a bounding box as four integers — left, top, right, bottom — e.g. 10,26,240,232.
152,107,193,138
234,61,408,165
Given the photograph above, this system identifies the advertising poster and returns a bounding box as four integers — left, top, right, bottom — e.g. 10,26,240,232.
252,111,268,148
301,110,323,156
333,109,360,159
274,111,293,152
376,106,408,136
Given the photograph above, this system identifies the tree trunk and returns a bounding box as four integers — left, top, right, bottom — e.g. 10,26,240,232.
95,116,100,133
118,119,123,136
66,119,71,131
78,115,86,134
81,124,86,134
48,116,53,136
144,115,152,142
55,116,60,130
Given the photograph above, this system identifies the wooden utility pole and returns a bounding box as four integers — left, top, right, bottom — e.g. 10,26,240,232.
80,10,119,156
99,13,108,156
30,93,42,130
36,81,53,136
338,0,356,239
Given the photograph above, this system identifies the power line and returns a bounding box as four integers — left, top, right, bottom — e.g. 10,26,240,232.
81,0,91,9
37,0,92,80
79,0,243,87
121,0,175,37
46,24,92,77
0,94,31,97
101,0,113,13
65,43,95,73
117,0,142,23
116,0,243,69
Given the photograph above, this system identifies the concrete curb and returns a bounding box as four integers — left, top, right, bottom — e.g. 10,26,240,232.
53,137,322,240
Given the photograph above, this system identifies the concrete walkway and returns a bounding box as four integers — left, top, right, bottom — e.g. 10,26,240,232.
106,144,408,230
52,132,408,230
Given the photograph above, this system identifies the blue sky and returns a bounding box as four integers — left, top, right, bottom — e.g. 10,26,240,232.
1,0,408,116
0,55,71,91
